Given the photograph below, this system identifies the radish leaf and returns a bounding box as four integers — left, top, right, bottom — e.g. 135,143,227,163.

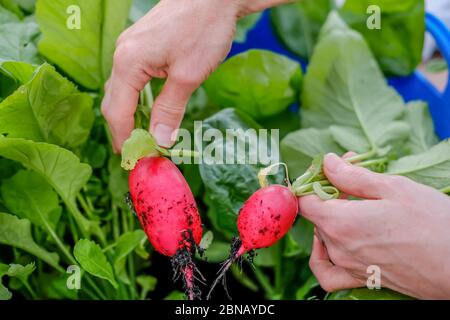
404,101,439,154
0,63,94,149
301,12,409,154
36,0,132,89
121,129,169,170
0,212,60,270
281,128,344,177
112,230,147,284
387,139,450,190
74,239,118,289
204,50,302,120
1,169,62,231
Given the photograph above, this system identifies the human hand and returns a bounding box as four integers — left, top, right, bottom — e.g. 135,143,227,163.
101,0,242,151
300,153,450,299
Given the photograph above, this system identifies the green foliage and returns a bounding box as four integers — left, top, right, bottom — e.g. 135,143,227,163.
301,12,409,155
204,50,302,120
0,0,445,302
0,212,60,270
74,239,118,289
271,0,334,58
340,0,425,76
36,0,132,89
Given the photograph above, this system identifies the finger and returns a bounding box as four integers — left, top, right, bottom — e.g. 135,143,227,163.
101,73,141,153
150,74,200,148
323,153,389,199
299,195,375,233
309,236,362,293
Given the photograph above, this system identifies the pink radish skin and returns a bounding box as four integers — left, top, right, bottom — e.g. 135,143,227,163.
129,156,203,299
238,185,298,252
207,185,298,299
129,157,202,256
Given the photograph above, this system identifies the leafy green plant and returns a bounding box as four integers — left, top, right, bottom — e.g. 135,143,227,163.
0,0,447,301
204,50,302,120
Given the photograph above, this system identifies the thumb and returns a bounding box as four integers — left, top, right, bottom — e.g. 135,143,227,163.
323,153,388,199
150,75,199,147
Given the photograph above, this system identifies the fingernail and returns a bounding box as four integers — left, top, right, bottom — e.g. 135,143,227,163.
153,124,175,148
324,153,343,174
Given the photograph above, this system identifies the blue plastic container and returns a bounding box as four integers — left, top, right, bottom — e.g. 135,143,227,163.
229,11,450,139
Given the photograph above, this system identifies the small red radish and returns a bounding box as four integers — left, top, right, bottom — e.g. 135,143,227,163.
207,184,298,299
128,156,203,300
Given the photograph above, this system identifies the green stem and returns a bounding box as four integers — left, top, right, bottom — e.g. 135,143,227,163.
81,285,100,300
274,240,284,295
77,194,94,219
128,256,137,300
144,82,154,110
23,281,37,299
356,157,388,168
251,265,275,299
347,149,377,163
112,205,120,241
85,277,108,300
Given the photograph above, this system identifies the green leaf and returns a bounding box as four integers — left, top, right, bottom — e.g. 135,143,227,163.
121,129,167,170
301,12,409,154
296,275,318,300
404,101,439,154
36,0,132,89
0,63,94,149
0,212,60,270
74,239,118,289
0,20,40,67
271,0,334,58
234,13,261,43
112,230,147,284
0,263,12,300
0,137,97,237
1,169,61,231
284,218,314,258
0,0,24,18
340,0,425,76
164,290,185,300
0,4,20,23
387,139,450,190
136,275,157,300
199,240,230,263
205,50,302,120
199,109,283,237
40,273,78,300
281,128,344,178
108,155,129,209
328,288,412,300
7,262,35,283
13,0,35,13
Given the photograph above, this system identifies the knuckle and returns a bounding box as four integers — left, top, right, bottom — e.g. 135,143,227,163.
170,70,203,88
113,41,136,70
317,278,336,293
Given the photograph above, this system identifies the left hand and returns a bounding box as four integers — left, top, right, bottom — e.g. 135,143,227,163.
299,153,450,299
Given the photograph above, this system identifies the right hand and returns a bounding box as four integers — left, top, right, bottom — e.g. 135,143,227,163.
101,0,242,151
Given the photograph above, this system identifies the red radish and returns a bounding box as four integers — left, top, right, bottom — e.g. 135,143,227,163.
128,156,203,300
207,184,298,299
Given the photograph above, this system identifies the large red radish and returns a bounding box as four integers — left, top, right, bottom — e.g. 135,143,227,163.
128,156,203,299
